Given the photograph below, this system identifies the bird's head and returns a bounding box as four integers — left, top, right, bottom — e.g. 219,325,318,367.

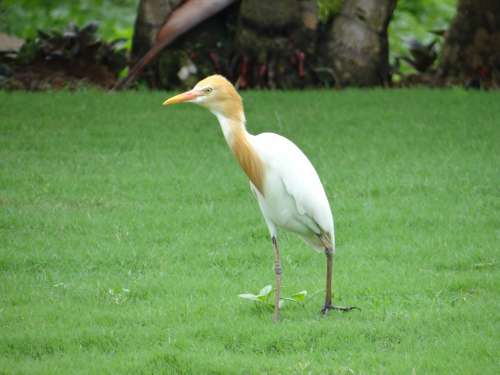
163,75,243,121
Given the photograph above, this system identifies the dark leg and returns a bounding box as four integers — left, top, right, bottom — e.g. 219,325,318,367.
272,236,282,322
323,247,333,308
321,247,358,314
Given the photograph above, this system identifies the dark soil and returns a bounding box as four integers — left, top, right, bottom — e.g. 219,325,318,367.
3,60,117,90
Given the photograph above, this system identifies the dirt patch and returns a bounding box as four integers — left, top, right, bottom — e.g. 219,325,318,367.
5,60,117,90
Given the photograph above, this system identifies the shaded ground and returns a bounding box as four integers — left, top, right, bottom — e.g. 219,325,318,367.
0,90,498,373
5,61,117,90
0,24,126,90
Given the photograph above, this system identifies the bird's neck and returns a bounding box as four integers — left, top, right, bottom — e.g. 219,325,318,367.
215,112,265,195
215,111,247,144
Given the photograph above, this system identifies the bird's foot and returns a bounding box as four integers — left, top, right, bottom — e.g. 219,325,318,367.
321,304,359,315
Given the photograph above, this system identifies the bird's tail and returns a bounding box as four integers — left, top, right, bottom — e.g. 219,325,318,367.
305,230,335,254
320,231,335,254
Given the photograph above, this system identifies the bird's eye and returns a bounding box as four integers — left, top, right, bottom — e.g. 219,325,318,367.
203,87,213,94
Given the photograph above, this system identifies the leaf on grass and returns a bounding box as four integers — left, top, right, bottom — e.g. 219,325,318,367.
238,293,259,301
240,285,308,309
257,294,268,302
259,285,273,297
290,290,307,302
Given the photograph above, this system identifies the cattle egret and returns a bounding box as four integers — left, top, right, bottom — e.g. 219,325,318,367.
163,75,355,321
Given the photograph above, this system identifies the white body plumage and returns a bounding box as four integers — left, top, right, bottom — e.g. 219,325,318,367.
217,112,335,252
250,132,334,252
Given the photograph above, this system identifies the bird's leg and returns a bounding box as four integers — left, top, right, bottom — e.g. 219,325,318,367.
321,247,358,314
324,247,333,308
272,236,282,322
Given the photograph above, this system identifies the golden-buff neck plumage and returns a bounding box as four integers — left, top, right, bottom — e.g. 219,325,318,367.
215,114,265,195
231,124,265,195
199,76,263,194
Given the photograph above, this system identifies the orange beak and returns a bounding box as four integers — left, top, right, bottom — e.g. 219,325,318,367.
162,90,200,106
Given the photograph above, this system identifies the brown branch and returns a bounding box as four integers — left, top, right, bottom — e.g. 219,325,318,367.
114,0,237,90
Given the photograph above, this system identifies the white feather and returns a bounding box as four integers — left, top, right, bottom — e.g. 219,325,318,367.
249,132,335,251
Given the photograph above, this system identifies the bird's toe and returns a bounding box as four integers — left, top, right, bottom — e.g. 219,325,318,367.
321,304,359,315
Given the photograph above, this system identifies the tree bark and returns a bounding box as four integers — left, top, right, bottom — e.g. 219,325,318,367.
130,0,182,87
439,0,500,87
131,0,319,89
235,0,319,89
326,0,397,87
130,0,238,89
129,0,398,89
131,0,182,61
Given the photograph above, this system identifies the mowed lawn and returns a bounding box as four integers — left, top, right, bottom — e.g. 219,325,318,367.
0,88,498,374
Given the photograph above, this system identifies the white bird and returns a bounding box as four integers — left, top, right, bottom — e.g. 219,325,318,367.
163,75,355,320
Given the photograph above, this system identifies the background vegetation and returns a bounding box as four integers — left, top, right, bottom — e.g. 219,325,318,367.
0,0,136,49
390,0,456,64
1,0,457,72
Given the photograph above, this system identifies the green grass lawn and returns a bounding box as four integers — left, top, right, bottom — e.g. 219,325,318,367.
1,88,499,374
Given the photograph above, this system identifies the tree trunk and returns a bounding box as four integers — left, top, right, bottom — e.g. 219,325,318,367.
130,0,238,89
130,0,182,87
129,0,398,89
235,0,319,89
131,0,182,61
325,0,397,87
439,0,500,88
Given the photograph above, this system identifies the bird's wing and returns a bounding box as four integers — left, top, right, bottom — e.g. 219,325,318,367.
252,132,334,238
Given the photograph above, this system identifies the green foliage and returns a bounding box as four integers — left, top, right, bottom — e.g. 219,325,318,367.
390,0,457,70
239,285,308,309
239,284,276,307
317,0,344,21
0,0,136,49
1,89,499,373
14,22,127,74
